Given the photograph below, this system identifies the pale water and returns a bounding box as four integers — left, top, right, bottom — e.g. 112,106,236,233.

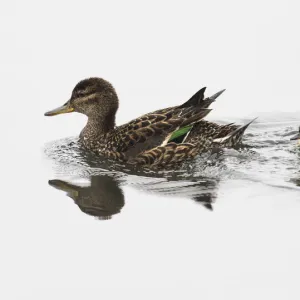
41,115,300,298
2,114,300,300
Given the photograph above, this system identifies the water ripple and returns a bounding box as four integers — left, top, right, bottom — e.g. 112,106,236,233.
44,120,300,218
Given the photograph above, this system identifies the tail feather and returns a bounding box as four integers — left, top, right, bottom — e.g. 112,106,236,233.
180,87,206,108
180,87,225,109
208,89,226,101
213,117,257,146
201,89,226,109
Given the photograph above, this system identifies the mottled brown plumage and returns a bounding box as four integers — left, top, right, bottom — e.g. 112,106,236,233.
45,77,254,168
185,119,256,147
129,137,213,168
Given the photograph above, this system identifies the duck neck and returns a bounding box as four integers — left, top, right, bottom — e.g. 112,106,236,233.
80,115,116,141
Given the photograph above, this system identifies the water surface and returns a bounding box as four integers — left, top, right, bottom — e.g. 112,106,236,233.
44,116,300,220
3,114,300,299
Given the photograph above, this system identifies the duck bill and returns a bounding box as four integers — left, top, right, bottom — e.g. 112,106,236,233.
44,102,74,116
290,133,300,141
48,180,79,196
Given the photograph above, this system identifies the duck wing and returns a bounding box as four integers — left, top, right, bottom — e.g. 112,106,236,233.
128,136,213,167
180,87,225,109
106,86,226,157
149,87,225,116
108,106,212,157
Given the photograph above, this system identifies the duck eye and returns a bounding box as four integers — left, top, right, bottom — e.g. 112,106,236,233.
72,89,85,99
77,90,85,96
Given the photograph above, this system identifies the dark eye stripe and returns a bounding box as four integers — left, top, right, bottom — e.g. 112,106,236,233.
74,94,98,104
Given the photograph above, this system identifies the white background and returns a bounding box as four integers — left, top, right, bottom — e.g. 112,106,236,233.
2,0,300,142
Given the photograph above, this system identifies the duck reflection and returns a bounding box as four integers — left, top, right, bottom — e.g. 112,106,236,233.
193,194,215,210
49,175,124,220
48,173,219,220
138,178,218,211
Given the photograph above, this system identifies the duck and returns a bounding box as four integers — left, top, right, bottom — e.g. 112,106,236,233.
45,77,254,167
290,126,300,143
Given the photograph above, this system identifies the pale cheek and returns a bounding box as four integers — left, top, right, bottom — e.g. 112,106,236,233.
86,106,98,116
75,103,91,114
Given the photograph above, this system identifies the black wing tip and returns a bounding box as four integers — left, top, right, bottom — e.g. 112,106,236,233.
180,86,226,109
180,86,207,108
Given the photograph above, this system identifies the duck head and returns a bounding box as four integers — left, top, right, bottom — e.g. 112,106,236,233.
45,77,119,125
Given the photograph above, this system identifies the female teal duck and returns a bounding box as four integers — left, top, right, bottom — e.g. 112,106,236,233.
45,78,254,167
